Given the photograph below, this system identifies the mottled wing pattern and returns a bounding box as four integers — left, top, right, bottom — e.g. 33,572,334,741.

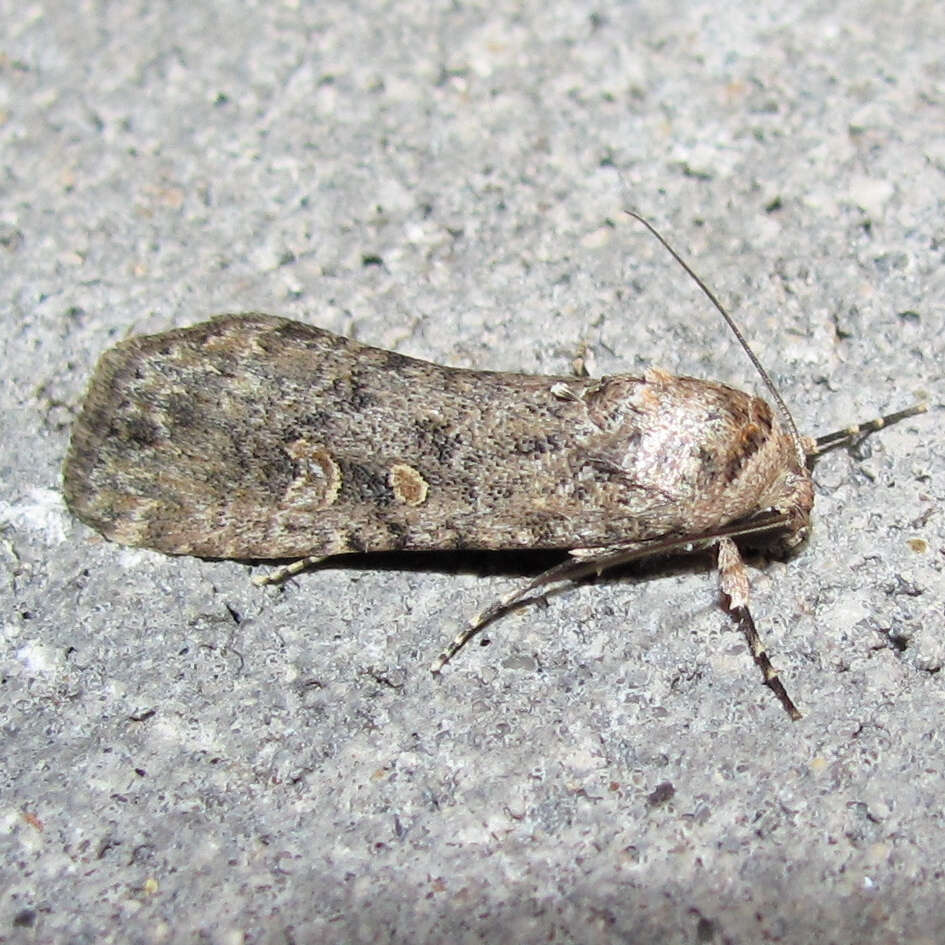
63,314,796,559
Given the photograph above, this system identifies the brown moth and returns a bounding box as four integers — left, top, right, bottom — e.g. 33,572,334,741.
62,215,925,718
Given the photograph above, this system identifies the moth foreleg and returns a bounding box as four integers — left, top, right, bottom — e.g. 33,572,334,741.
717,536,801,720
807,402,927,458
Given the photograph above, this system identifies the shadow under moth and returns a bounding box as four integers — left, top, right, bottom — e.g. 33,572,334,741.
62,214,925,719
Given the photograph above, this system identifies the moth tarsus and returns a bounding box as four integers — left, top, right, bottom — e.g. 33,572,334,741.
252,555,328,587
727,603,802,722
809,402,928,458
62,215,927,721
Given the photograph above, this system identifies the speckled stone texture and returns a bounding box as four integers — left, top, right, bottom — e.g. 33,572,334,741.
2,2,943,943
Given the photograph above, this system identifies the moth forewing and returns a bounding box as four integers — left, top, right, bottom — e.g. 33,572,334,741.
62,316,809,562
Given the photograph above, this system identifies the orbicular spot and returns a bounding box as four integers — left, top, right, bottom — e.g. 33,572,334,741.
389,463,429,506
283,439,342,508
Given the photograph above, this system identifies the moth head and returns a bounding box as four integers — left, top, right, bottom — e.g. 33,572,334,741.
766,467,815,553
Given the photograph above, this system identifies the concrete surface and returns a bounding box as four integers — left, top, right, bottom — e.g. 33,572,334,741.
2,1,944,943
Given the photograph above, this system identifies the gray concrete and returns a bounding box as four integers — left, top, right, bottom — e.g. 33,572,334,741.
2,2,943,942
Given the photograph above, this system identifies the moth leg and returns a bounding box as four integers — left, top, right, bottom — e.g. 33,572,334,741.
430,516,798,678
430,515,786,675
428,550,626,673
807,402,927,458
429,584,539,673
430,541,664,674
716,536,801,720
571,341,592,378
252,555,328,587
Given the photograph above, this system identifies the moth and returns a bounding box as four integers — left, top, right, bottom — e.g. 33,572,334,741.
62,214,924,718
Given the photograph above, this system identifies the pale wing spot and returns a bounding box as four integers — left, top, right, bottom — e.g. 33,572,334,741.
390,463,429,506
284,440,342,508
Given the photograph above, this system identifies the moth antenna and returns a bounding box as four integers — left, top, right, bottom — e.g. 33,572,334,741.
625,210,806,467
